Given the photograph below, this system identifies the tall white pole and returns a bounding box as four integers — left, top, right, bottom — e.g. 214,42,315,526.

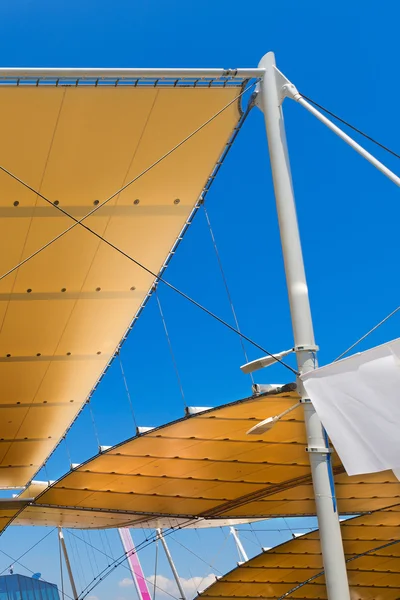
257,51,350,600
229,527,249,563
58,528,78,600
156,528,187,600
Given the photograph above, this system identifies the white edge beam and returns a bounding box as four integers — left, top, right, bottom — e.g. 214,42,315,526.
0,67,264,79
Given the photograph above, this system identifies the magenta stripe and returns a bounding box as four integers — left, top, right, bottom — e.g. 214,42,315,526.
119,528,152,600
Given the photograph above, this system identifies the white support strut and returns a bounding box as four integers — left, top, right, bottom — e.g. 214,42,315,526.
230,527,249,563
296,96,400,186
257,51,351,600
58,528,78,600
276,74,400,187
156,528,187,600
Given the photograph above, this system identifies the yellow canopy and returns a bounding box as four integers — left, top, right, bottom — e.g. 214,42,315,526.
6,387,400,530
0,499,27,532
0,81,242,489
19,386,310,527
196,506,400,599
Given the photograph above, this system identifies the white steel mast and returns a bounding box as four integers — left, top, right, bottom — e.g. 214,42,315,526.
257,51,351,600
229,527,249,563
156,528,187,600
58,528,78,600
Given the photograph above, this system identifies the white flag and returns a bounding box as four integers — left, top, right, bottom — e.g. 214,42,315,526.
302,338,400,476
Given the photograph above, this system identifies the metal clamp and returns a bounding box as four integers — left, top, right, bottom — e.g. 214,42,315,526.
306,446,332,454
294,344,319,353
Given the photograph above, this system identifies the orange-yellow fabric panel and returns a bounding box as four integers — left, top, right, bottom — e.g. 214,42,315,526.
0,500,28,531
14,506,263,530
18,480,48,499
0,84,241,488
15,505,150,529
28,387,312,523
197,508,400,600
8,388,400,530
6,387,395,530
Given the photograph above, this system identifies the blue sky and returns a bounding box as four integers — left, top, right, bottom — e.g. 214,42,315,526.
0,1,399,599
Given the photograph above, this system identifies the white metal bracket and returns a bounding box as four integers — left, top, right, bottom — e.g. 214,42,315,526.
282,68,400,188
273,67,299,104
254,65,300,109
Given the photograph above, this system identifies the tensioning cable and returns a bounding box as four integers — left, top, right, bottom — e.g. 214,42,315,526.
300,92,400,160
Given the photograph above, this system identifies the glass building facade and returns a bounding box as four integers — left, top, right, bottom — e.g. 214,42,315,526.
0,575,59,600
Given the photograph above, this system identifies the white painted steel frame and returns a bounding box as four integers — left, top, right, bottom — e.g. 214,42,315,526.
6,56,394,598
230,526,249,563
0,67,263,79
295,95,400,186
258,51,351,599
156,528,187,600
58,527,79,600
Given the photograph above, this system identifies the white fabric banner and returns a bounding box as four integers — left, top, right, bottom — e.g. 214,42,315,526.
302,338,400,476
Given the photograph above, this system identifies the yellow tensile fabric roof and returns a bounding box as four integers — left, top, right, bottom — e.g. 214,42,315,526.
0,499,27,532
8,386,400,530
19,386,309,527
0,82,242,489
196,506,400,600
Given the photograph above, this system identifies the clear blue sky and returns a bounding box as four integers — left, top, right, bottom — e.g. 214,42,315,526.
0,1,399,599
